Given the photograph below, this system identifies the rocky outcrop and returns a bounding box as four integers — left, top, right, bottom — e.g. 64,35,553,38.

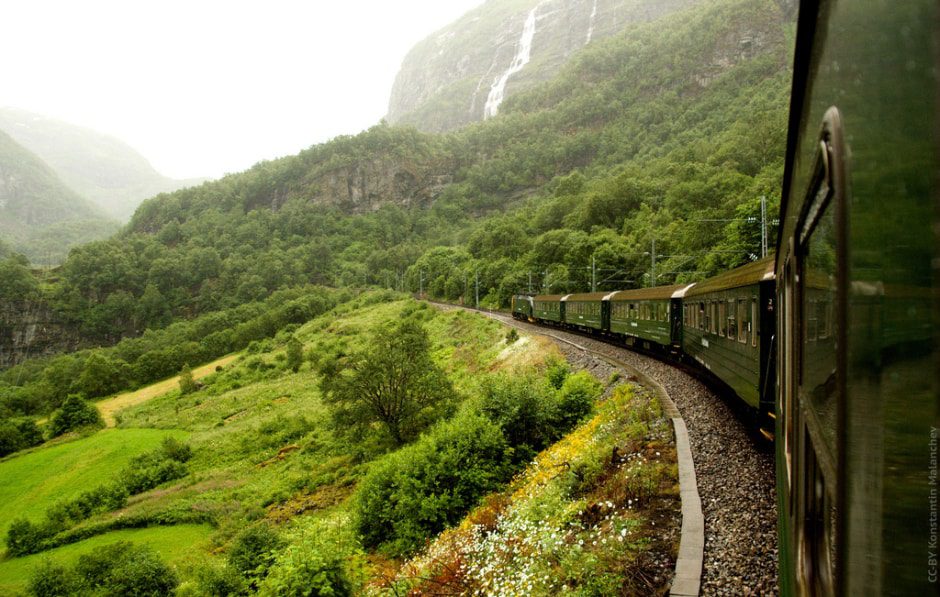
387,0,707,132
310,159,453,213
0,302,82,370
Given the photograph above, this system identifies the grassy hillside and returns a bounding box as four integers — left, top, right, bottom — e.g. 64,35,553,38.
0,294,679,594
0,428,187,541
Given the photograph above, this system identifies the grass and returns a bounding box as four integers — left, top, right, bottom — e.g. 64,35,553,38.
0,295,568,592
98,353,240,426
0,428,187,543
0,524,214,594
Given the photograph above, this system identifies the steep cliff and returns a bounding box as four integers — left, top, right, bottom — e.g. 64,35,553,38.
387,0,707,132
0,301,82,370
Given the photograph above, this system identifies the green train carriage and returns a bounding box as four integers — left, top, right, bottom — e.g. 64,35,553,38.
776,0,938,594
680,257,776,428
561,292,607,331
606,285,686,352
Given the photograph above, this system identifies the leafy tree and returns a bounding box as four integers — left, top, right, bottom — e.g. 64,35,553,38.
316,318,456,447
178,363,196,395
49,394,103,437
75,353,130,399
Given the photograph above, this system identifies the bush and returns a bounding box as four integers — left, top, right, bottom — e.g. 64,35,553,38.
27,559,79,597
76,541,179,596
161,436,193,462
355,411,511,555
551,371,602,431
0,417,43,457
49,394,103,438
7,518,48,556
228,524,285,587
479,374,557,463
258,518,357,597
545,357,570,390
505,328,519,344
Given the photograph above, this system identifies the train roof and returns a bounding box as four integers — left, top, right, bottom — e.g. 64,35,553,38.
531,294,567,302
606,284,687,302
563,291,611,302
684,256,775,297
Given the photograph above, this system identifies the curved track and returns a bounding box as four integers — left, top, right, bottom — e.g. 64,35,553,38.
447,304,778,596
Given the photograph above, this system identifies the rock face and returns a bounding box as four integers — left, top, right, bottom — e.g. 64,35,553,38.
387,0,707,132
311,159,454,213
0,302,82,370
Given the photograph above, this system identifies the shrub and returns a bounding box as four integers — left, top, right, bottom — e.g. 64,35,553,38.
49,394,103,437
26,559,79,597
161,436,193,462
228,524,285,587
286,337,303,372
195,563,246,596
121,458,187,495
7,518,47,556
551,371,602,431
258,518,358,597
479,374,556,463
179,364,197,395
505,328,519,344
355,411,511,555
76,541,179,596
545,357,570,390
0,417,43,457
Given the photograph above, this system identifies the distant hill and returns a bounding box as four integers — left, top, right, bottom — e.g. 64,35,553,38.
0,108,204,222
0,129,118,263
386,0,709,132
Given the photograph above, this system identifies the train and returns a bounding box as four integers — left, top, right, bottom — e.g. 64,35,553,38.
515,1,939,594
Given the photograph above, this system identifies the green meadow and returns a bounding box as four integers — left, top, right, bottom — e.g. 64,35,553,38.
0,428,187,541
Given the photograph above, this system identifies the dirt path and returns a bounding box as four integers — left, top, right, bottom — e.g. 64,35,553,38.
97,354,239,427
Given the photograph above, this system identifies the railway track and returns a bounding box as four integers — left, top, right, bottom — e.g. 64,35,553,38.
435,303,778,596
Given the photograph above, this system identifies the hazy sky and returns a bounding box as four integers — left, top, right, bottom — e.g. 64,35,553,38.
3,0,483,179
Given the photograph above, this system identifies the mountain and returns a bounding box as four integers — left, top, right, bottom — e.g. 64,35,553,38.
0,130,119,263
1,0,792,358
0,108,204,222
387,0,711,132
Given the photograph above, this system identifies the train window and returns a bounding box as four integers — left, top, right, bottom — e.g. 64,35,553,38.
704,302,711,332
710,302,717,334
737,299,747,343
801,198,838,455
727,299,737,339
698,302,705,330
752,299,758,347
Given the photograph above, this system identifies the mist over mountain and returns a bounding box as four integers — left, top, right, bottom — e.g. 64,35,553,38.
0,129,118,263
0,108,204,222
386,0,710,132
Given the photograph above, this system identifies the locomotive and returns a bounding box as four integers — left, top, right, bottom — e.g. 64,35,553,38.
514,0,939,594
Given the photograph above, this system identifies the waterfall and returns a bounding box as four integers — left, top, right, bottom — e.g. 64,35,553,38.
483,5,539,119
585,0,598,44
